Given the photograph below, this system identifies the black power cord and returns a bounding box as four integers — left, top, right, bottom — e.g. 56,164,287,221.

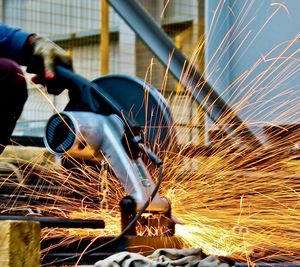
42,164,164,267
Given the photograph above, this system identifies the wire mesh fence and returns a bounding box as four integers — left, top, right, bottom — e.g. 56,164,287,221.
1,0,205,145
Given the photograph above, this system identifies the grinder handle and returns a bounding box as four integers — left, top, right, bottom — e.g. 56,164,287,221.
55,66,139,131
55,65,100,112
55,66,106,113
27,57,123,117
28,57,137,130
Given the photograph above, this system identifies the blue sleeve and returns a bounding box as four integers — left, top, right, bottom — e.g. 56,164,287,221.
0,23,32,65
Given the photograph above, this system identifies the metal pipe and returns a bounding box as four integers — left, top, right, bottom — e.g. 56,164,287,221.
0,215,105,229
108,0,261,147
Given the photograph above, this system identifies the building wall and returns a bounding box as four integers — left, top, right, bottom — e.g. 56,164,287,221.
205,0,300,129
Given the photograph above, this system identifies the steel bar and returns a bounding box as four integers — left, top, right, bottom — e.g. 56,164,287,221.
236,264,300,267
10,135,44,147
108,0,261,147
0,215,105,229
42,252,112,265
41,236,183,265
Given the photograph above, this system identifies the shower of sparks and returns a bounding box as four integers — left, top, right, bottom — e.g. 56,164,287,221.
162,154,300,261
1,0,300,265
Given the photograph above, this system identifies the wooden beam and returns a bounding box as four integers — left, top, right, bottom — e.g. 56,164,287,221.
0,220,40,267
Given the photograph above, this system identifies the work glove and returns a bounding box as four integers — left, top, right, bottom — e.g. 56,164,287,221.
30,37,73,95
32,37,72,78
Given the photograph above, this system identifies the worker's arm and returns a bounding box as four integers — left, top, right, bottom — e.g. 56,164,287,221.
0,23,72,78
0,23,32,65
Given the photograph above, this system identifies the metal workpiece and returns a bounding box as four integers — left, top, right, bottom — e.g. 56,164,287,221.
108,0,261,147
44,111,169,213
120,195,175,236
0,215,105,229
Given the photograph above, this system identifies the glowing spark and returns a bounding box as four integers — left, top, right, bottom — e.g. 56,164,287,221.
271,3,290,16
160,0,170,18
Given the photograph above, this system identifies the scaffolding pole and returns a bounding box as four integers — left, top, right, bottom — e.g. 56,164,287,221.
100,0,110,75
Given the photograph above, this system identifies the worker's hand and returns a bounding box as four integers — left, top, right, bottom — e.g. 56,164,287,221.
28,36,73,95
31,37,72,79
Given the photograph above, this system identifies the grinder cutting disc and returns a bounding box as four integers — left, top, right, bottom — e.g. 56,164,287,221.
93,75,177,155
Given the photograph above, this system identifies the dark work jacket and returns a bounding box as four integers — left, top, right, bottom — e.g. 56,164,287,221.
0,23,31,65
